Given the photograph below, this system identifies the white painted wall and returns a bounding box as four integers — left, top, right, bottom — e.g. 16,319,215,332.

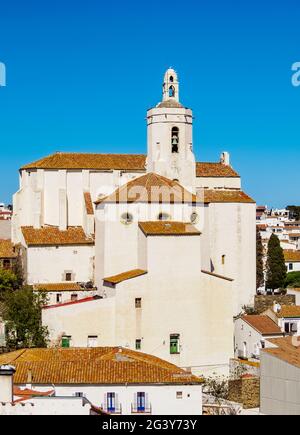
26,245,94,285
2,383,202,416
0,397,91,415
234,318,282,360
204,202,256,314
43,229,234,377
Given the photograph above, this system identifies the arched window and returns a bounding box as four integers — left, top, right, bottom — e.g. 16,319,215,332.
169,85,175,98
171,127,179,153
170,76,174,83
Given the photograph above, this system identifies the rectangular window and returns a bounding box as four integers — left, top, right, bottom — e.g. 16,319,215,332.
107,392,116,412
135,298,142,309
137,392,146,412
170,334,180,354
289,263,293,271
56,293,62,304
284,323,290,333
291,323,298,333
176,391,183,399
3,259,10,269
75,392,83,397
88,336,98,347
222,255,226,265
61,336,71,348
65,273,72,281
136,339,141,350
71,293,78,302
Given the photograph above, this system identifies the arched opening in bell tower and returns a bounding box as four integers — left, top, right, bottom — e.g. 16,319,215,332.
171,127,179,153
169,86,175,98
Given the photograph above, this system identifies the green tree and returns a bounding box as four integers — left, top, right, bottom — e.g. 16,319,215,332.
256,227,264,290
266,234,287,291
3,286,49,349
285,271,300,288
287,205,300,221
0,269,18,298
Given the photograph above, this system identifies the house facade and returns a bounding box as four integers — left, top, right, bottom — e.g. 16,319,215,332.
234,315,283,360
0,347,203,416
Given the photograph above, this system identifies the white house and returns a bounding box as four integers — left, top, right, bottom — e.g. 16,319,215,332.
13,68,256,377
264,304,300,335
234,315,283,360
284,250,300,273
33,282,100,306
260,336,300,415
0,347,203,416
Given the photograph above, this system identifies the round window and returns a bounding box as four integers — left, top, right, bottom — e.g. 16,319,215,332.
121,212,134,225
158,212,171,221
190,212,199,224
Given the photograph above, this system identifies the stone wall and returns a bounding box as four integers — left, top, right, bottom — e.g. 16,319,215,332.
254,295,295,314
230,358,260,379
228,377,260,409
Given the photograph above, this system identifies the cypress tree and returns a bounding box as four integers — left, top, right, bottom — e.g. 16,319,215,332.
256,227,264,290
266,233,287,291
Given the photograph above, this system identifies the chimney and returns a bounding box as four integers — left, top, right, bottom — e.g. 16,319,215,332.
273,301,281,313
220,151,230,166
0,365,16,403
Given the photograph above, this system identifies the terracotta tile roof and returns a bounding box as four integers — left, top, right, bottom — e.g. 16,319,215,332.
21,152,240,178
33,283,85,292
263,336,300,369
103,269,147,285
139,221,200,236
289,233,300,238
284,250,300,262
21,226,94,246
203,189,255,204
275,305,300,318
95,173,198,205
201,270,234,282
0,348,203,385
0,239,17,258
21,153,147,171
241,315,282,335
196,162,240,178
84,192,94,215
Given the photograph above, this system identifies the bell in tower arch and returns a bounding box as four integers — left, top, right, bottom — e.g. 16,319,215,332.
171,127,179,153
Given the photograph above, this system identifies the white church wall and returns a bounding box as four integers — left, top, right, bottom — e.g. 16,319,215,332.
206,202,256,315
43,297,115,347
67,171,83,227
26,245,95,285
44,170,61,226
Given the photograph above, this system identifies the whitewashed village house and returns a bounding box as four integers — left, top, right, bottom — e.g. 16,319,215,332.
234,315,283,360
0,347,203,416
12,69,256,377
264,304,300,336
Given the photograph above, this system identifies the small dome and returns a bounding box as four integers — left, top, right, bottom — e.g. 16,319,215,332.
156,100,184,109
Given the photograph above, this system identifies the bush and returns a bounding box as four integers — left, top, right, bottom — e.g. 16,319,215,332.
285,271,300,288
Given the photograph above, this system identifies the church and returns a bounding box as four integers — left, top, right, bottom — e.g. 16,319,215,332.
12,69,256,376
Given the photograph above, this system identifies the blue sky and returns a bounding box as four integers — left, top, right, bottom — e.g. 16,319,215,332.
0,0,299,207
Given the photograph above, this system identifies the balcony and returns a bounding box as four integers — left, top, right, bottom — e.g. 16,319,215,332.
131,404,152,415
101,404,122,415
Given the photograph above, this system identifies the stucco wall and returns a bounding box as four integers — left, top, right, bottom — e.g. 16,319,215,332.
26,245,95,285
260,352,300,415
205,202,256,315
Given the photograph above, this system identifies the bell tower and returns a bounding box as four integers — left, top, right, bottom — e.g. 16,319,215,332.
146,68,196,191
